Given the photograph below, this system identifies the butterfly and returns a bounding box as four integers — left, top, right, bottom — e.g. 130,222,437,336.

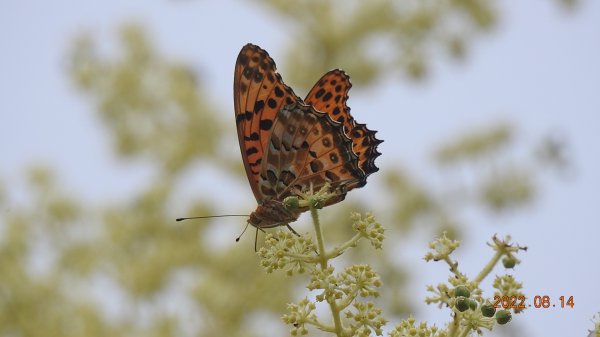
234,44,382,228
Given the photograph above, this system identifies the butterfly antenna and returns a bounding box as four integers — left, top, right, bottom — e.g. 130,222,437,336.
176,214,248,221
236,222,250,242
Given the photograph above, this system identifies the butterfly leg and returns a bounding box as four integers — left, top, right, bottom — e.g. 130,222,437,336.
285,223,301,237
253,227,268,252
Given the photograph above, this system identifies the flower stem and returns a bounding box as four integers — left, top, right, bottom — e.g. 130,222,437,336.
457,326,472,337
325,232,362,260
474,250,503,285
448,313,460,336
310,206,344,337
311,207,327,269
443,256,460,277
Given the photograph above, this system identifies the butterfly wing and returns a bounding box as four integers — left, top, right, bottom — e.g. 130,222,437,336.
305,69,382,189
234,44,302,202
305,69,354,133
258,102,366,209
235,45,383,227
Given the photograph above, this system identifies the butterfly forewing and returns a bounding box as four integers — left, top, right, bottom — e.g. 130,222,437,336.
234,44,301,202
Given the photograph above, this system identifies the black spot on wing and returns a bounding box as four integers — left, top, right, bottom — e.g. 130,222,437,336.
249,158,262,167
246,147,258,156
260,119,273,130
274,86,284,97
329,153,338,163
238,54,249,66
254,100,265,114
253,71,263,83
310,160,324,173
243,67,253,79
325,170,340,181
244,132,259,141
315,88,325,99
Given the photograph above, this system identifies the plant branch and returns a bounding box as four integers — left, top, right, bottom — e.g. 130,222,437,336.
310,205,344,337
474,250,503,285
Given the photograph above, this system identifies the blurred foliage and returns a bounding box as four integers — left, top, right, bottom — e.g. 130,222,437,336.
257,0,497,88
71,25,223,175
0,1,574,337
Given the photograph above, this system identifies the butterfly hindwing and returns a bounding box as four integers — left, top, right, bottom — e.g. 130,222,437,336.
258,103,365,205
305,69,354,133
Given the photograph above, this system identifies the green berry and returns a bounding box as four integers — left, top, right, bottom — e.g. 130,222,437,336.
496,310,512,325
468,299,478,310
502,257,516,268
454,285,470,298
481,303,496,317
455,297,469,312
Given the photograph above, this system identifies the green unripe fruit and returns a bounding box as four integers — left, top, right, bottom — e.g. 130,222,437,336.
454,285,470,298
481,303,496,317
502,257,516,268
455,297,469,312
496,310,512,325
468,299,478,310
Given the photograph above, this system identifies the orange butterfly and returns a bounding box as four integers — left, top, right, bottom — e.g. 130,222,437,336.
234,44,382,228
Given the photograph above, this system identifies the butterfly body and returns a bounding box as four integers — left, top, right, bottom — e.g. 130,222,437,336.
248,199,300,228
234,44,382,228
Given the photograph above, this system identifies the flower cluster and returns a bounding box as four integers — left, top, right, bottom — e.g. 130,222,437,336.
308,264,383,308
281,298,317,336
258,185,527,337
345,301,387,337
308,266,343,302
260,206,386,336
423,232,460,262
389,316,445,337
351,212,385,249
423,233,526,335
492,275,525,314
258,231,316,275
